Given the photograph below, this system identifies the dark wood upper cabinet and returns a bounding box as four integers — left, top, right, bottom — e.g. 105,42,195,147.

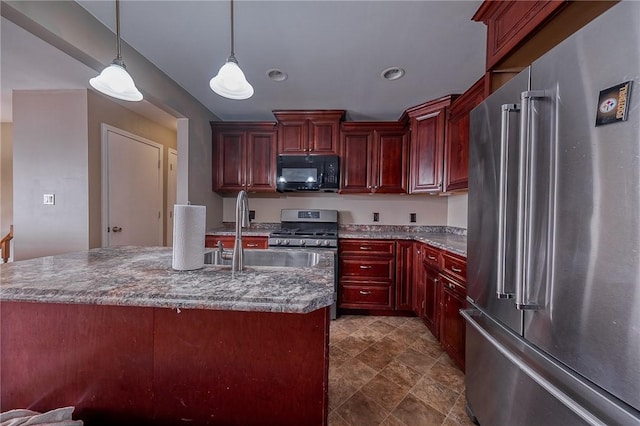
474,0,616,94
273,110,345,155
444,77,486,192
340,122,408,194
210,122,277,193
473,0,566,70
404,96,457,194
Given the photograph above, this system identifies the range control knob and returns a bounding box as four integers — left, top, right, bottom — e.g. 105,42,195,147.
315,240,322,246
283,240,290,246
300,240,306,246
322,240,331,247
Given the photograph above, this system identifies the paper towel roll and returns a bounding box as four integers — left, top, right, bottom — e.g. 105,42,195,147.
172,204,206,271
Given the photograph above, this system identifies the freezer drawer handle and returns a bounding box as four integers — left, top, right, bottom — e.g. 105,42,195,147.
359,290,372,295
359,265,372,269
460,309,606,426
451,266,463,273
497,103,520,299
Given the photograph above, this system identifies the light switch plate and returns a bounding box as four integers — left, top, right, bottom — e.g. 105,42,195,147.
43,194,55,205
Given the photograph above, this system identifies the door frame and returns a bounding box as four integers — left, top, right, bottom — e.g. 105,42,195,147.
167,148,178,246
101,123,164,247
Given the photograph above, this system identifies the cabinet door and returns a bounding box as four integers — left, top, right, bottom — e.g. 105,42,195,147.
309,119,340,154
214,131,245,191
375,129,408,193
444,77,485,192
340,131,374,193
412,244,425,314
440,281,466,371
409,108,446,193
424,263,441,339
395,241,414,311
246,131,277,192
277,119,308,154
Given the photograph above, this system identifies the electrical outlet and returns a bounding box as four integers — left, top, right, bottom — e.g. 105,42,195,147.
410,213,417,223
373,212,379,222
249,210,256,220
43,194,55,205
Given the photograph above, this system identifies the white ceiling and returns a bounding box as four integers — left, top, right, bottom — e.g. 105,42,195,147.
2,1,487,124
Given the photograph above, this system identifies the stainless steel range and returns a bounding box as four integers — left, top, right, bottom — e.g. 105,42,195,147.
270,209,339,320
269,209,338,249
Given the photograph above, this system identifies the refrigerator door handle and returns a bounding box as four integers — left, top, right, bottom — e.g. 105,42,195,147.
516,90,546,310
497,104,520,299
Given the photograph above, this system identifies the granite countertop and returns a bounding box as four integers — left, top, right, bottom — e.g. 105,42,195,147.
0,247,334,314
207,224,467,257
338,230,467,257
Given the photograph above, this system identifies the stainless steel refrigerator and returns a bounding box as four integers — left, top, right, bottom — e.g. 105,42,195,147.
464,2,640,425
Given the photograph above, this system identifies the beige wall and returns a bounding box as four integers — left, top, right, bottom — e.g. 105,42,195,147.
447,193,468,228
1,122,13,236
222,193,449,225
87,91,177,247
13,90,89,260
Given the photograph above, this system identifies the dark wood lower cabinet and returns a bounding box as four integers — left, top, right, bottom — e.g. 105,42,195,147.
1,302,329,426
439,275,467,371
205,234,268,249
423,262,441,340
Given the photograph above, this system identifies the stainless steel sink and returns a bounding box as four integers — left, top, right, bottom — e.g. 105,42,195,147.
204,249,320,268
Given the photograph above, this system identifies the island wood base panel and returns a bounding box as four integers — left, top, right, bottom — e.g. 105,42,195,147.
1,302,330,426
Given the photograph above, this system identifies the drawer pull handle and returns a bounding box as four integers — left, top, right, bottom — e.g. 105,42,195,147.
246,243,258,247
449,283,456,290
451,266,462,273
427,255,436,260
359,290,372,295
359,246,373,250
359,265,372,269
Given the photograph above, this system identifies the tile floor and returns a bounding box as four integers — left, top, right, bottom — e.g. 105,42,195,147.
328,315,475,426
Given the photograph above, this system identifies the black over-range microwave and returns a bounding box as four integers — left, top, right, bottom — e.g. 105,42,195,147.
276,155,340,192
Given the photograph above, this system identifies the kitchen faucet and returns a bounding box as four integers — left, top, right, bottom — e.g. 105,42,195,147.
232,190,250,273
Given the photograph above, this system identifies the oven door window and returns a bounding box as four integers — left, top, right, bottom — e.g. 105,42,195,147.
280,167,317,183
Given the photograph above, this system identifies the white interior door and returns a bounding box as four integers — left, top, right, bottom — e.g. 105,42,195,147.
167,148,178,246
102,125,163,247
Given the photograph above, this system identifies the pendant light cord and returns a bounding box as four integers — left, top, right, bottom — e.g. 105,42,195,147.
115,0,122,60
230,0,235,59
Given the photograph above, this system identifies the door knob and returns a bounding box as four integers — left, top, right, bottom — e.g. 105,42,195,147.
112,226,123,233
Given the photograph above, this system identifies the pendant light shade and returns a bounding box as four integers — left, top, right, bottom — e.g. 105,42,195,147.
210,0,254,100
210,56,254,100
90,0,143,102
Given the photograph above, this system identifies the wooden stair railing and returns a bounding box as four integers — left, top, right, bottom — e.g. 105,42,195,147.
1,225,13,263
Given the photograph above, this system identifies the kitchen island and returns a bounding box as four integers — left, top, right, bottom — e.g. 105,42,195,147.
0,247,334,426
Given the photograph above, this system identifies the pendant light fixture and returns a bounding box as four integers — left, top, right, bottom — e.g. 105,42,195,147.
210,0,254,100
90,0,143,102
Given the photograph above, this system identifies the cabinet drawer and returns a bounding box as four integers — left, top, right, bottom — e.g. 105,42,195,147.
422,245,442,268
340,258,394,282
205,235,268,249
441,251,466,282
339,284,393,309
439,274,466,299
339,239,395,257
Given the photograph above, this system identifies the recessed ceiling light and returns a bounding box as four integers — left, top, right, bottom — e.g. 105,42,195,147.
267,69,288,82
381,67,405,81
